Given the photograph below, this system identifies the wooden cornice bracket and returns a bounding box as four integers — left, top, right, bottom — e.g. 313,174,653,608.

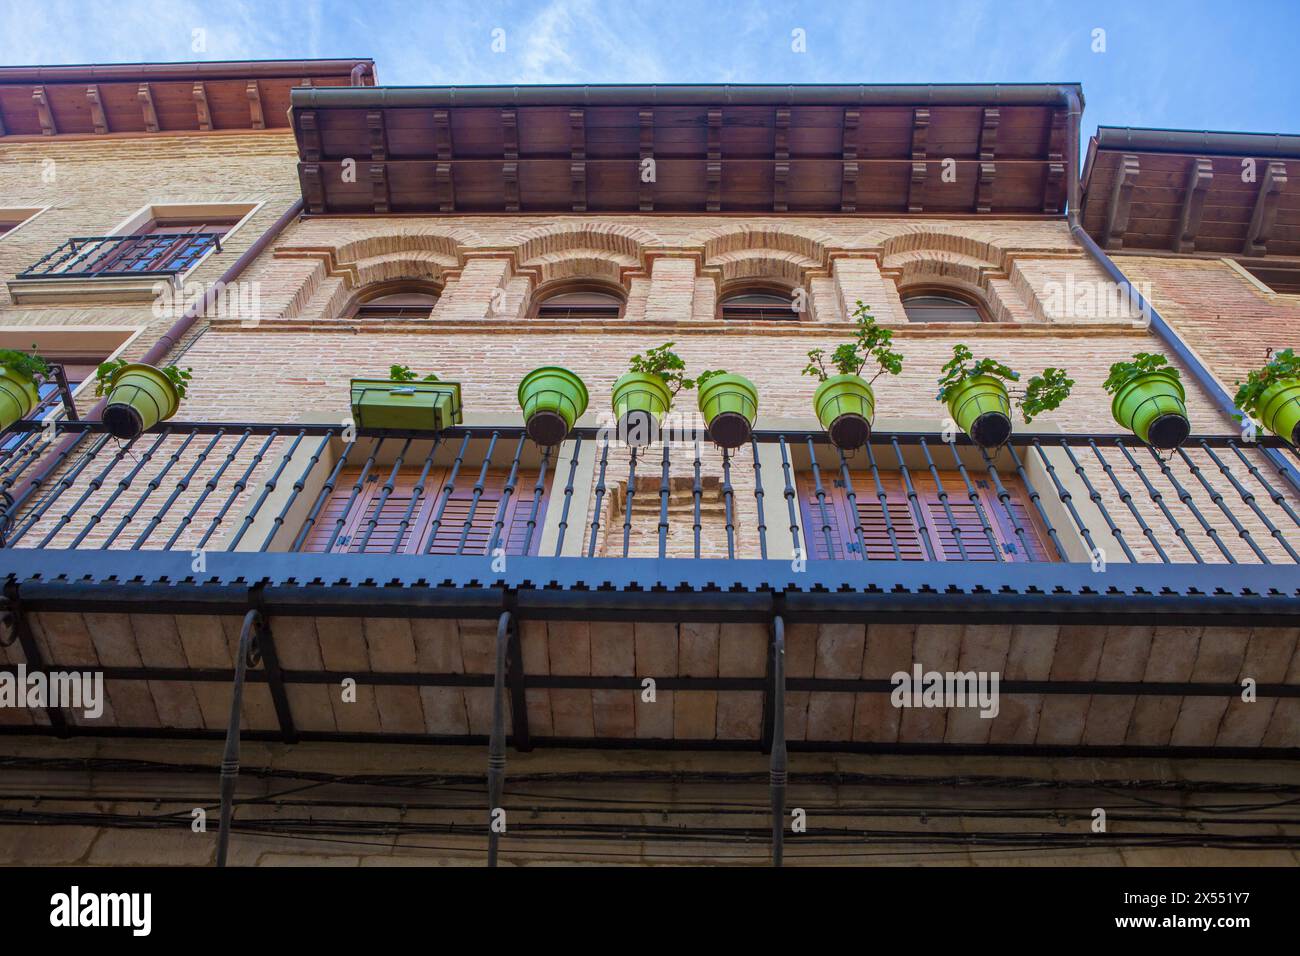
299,164,326,213
1041,110,1067,213
975,108,999,213
297,110,321,162
502,108,519,212
136,83,159,132
774,107,791,212
1173,157,1213,254
706,107,723,212
840,107,859,213
908,107,930,213
570,108,587,212
1243,160,1287,256
33,86,57,135
1103,153,1141,249
86,85,108,134
247,81,265,130
366,110,387,162
369,163,390,214
192,82,212,131
431,109,455,212
638,108,655,211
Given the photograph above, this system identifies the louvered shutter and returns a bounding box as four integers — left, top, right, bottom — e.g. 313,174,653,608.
421,469,548,557
852,475,927,560
797,476,854,559
798,469,1052,562
301,467,548,556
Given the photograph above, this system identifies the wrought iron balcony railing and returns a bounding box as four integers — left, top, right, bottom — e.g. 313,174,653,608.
15,233,224,279
1,420,1298,569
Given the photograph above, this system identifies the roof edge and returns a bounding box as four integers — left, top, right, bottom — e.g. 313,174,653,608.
1094,125,1300,158
291,82,1082,110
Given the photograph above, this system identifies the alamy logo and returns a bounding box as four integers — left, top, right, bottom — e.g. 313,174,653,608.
890,664,1000,718
49,886,151,936
0,665,103,719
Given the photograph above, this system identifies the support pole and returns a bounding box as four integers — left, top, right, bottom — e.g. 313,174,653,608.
487,609,513,867
216,608,261,868
770,614,787,867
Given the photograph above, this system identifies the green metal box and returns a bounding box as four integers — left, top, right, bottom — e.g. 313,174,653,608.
349,378,463,432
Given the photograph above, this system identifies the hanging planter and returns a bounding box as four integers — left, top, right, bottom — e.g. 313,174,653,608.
518,366,589,446
1104,353,1189,449
813,374,875,450
350,365,462,432
935,345,1074,450
95,360,190,440
803,301,903,450
1233,348,1300,446
697,372,759,448
611,343,712,447
0,349,49,432
610,372,672,447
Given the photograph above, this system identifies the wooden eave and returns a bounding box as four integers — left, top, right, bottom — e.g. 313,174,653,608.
0,58,375,138
1081,126,1300,258
288,84,1078,216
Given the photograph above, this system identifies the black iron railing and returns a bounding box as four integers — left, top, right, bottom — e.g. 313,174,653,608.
0,420,1298,565
16,233,223,279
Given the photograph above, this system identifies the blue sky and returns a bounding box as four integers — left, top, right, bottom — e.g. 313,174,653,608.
2,0,1297,140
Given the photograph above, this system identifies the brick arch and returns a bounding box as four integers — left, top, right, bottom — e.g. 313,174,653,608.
506,222,659,267
877,228,1005,268
518,248,638,287
708,249,817,287
327,229,478,265
697,224,834,266
885,250,992,289
308,253,457,323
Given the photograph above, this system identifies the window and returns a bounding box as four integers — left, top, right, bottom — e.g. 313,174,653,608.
91,216,241,276
346,281,441,321
797,470,1052,561
0,207,43,239
719,289,798,321
302,466,549,555
901,293,985,323
532,285,624,320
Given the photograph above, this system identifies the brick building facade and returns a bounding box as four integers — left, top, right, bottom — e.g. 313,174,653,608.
0,65,1296,866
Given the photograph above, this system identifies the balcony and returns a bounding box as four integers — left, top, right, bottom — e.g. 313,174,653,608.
1,418,1298,759
7,233,224,305
1,419,1298,621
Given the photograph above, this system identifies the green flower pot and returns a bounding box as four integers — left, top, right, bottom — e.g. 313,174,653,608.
697,373,759,449
103,363,181,440
946,374,1013,448
813,374,875,450
1110,369,1189,449
518,366,589,446
350,378,463,432
0,366,40,432
611,372,672,447
1257,377,1300,446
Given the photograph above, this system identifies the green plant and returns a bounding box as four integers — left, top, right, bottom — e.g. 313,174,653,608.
936,344,1074,424
802,301,904,383
0,345,51,382
1233,348,1300,422
388,364,440,383
1103,352,1179,396
627,343,720,397
95,360,194,400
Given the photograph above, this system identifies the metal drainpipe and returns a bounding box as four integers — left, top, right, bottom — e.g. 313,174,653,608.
349,62,370,86
0,198,305,525
1059,88,1300,493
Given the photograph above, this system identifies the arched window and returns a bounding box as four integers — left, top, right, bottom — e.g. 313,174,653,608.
718,287,798,321
347,280,441,321
901,292,985,323
531,284,625,320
